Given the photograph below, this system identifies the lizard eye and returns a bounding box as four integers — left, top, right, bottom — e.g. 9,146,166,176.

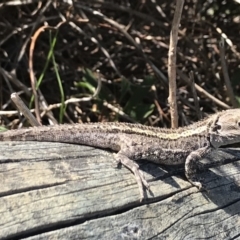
212,124,221,132
238,121,240,127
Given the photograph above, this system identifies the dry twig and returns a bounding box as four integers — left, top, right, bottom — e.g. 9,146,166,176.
11,93,40,127
168,0,184,128
189,71,202,119
219,38,238,108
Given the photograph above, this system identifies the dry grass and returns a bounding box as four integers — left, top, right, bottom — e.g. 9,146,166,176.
0,0,240,129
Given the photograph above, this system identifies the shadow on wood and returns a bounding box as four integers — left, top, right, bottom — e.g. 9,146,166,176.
1,141,240,239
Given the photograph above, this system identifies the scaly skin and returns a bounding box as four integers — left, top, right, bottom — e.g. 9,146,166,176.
1,109,240,200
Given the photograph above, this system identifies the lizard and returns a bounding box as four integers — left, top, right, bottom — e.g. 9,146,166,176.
0,108,240,200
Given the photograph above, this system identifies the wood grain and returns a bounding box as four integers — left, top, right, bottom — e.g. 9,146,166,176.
1,141,240,239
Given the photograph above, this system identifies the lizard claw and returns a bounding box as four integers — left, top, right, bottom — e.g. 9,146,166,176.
190,181,202,189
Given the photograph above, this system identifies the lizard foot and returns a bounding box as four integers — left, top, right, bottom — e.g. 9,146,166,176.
114,153,150,201
189,180,202,190
186,176,207,192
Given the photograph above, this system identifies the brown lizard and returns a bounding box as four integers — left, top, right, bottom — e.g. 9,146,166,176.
0,109,240,200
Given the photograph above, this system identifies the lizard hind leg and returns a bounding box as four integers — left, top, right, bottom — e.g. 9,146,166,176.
114,152,150,201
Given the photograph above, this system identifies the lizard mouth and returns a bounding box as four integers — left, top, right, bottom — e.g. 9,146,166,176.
220,142,240,148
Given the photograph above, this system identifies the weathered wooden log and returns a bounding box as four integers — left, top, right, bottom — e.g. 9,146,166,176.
1,141,240,239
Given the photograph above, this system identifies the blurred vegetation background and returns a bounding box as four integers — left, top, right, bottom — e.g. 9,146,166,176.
0,0,240,129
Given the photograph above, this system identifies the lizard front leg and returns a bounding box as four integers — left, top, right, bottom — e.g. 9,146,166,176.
114,152,150,201
185,146,212,189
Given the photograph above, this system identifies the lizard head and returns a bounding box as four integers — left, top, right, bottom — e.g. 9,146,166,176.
209,109,240,148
